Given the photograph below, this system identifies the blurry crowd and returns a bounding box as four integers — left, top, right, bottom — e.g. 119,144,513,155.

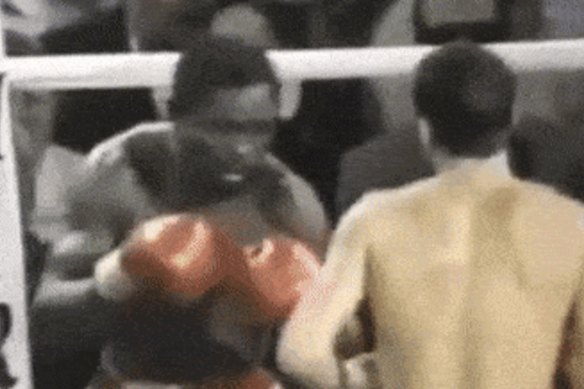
2,0,584,388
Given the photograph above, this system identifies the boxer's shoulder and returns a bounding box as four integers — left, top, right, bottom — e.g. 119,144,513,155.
84,121,174,178
356,175,443,215
122,122,176,199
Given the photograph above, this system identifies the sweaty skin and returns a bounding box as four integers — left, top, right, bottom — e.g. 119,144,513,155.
278,155,584,389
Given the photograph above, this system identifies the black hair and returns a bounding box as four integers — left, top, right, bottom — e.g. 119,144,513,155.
413,41,516,157
168,34,279,119
5,30,41,56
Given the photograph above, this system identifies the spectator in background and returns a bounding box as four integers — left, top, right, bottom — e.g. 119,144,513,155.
412,0,515,43
336,129,435,216
40,3,158,154
318,0,399,46
0,0,156,154
6,0,121,31
6,29,54,303
125,0,312,52
541,0,584,38
510,72,584,204
125,0,219,52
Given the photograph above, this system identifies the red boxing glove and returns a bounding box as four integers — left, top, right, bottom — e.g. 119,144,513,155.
122,214,243,300
227,237,322,321
120,215,322,320
183,368,279,389
234,368,281,389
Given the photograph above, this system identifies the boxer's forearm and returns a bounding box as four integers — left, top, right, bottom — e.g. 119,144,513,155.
278,204,368,388
267,169,331,255
30,275,117,362
341,353,382,389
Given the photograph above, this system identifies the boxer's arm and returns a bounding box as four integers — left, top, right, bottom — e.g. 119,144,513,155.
30,216,119,361
30,137,134,361
67,123,170,249
262,156,331,255
566,267,584,389
30,260,119,361
283,170,331,253
276,205,369,389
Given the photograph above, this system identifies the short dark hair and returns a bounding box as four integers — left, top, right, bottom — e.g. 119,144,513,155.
168,34,279,119
413,41,516,157
5,30,41,56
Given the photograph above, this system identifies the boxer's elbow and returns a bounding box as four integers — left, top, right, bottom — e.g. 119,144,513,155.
30,276,117,360
276,322,340,389
49,230,114,280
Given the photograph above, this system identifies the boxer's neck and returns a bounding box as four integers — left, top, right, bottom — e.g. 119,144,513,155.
418,119,511,177
432,149,511,178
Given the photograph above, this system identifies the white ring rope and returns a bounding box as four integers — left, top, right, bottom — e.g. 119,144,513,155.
3,38,584,90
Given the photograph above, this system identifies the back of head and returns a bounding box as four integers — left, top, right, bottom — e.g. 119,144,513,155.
168,34,278,120
413,41,516,157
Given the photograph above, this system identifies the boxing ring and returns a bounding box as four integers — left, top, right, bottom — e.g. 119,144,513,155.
1,37,584,388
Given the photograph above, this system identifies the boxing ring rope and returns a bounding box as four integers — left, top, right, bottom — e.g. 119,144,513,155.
3,38,584,90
